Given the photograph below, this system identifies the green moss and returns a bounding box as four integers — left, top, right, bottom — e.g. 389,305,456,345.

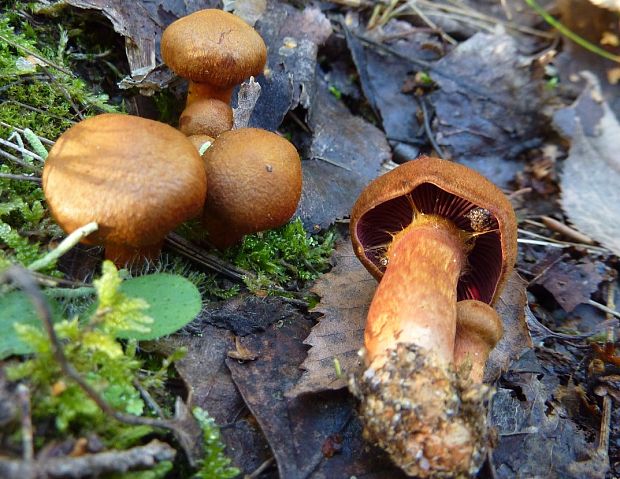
192,407,240,479
226,218,336,288
0,5,117,269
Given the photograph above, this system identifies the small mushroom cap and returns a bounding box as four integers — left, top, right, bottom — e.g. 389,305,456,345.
179,98,233,137
43,113,207,250
350,156,517,305
202,128,302,247
161,9,267,88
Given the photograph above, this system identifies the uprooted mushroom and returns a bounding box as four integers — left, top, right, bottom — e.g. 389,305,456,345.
348,156,518,477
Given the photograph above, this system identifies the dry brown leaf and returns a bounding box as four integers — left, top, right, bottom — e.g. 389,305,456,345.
560,73,620,256
286,241,375,397
485,272,532,382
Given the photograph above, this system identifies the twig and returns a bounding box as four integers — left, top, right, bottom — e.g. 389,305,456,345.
0,138,45,162
16,385,34,464
0,439,176,479
405,0,457,45
245,457,275,479
0,121,54,146
416,96,445,158
0,173,41,183
588,300,620,320
0,148,40,171
164,233,250,282
233,77,262,129
41,65,85,121
133,379,165,419
27,222,99,272
540,215,594,245
3,100,78,124
597,395,611,455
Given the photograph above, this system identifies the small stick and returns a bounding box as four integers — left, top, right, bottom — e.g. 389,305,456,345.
416,96,445,158
27,222,99,272
0,121,55,146
0,439,176,479
540,215,595,245
0,173,41,183
233,77,262,129
245,457,275,479
16,384,34,464
0,137,45,162
587,300,620,320
0,148,40,170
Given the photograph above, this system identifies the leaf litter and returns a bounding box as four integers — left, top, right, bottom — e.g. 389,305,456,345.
5,0,620,477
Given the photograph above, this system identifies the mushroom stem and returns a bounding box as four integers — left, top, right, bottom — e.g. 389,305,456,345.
351,213,492,478
104,242,164,269
454,300,503,383
365,214,468,369
187,81,234,106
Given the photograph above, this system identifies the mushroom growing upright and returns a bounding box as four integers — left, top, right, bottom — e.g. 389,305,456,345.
349,156,517,477
42,114,207,267
201,128,302,249
161,9,267,137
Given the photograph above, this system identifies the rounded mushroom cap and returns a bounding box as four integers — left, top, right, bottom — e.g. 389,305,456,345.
179,98,233,137
350,156,517,305
161,9,267,88
202,128,302,248
43,113,207,249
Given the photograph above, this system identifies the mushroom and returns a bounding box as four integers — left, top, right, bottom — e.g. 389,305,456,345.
454,300,504,383
42,113,207,267
161,9,267,136
201,128,302,249
348,156,517,477
178,98,233,138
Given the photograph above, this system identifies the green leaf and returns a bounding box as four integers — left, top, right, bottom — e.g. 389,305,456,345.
116,273,202,340
0,289,62,359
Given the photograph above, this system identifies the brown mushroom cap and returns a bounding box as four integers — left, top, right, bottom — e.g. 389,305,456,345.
202,128,302,248
42,113,207,259
179,98,233,137
161,9,267,89
350,156,517,305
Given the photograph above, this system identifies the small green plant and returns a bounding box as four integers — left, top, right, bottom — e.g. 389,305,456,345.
192,407,240,479
5,262,194,440
226,218,335,288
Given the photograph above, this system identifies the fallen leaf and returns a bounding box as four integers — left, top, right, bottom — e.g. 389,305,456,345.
431,31,549,187
155,325,271,474
491,350,609,479
287,241,374,397
297,81,391,229
189,294,300,336
226,316,404,478
558,73,620,256
344,15,441,157
44,0,219,92
250,3,332,131
485,272,532,382
530,250,614,312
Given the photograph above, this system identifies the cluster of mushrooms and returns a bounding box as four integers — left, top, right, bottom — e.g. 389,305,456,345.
43,7,518,479
349,157,518,477
42,9,302,266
